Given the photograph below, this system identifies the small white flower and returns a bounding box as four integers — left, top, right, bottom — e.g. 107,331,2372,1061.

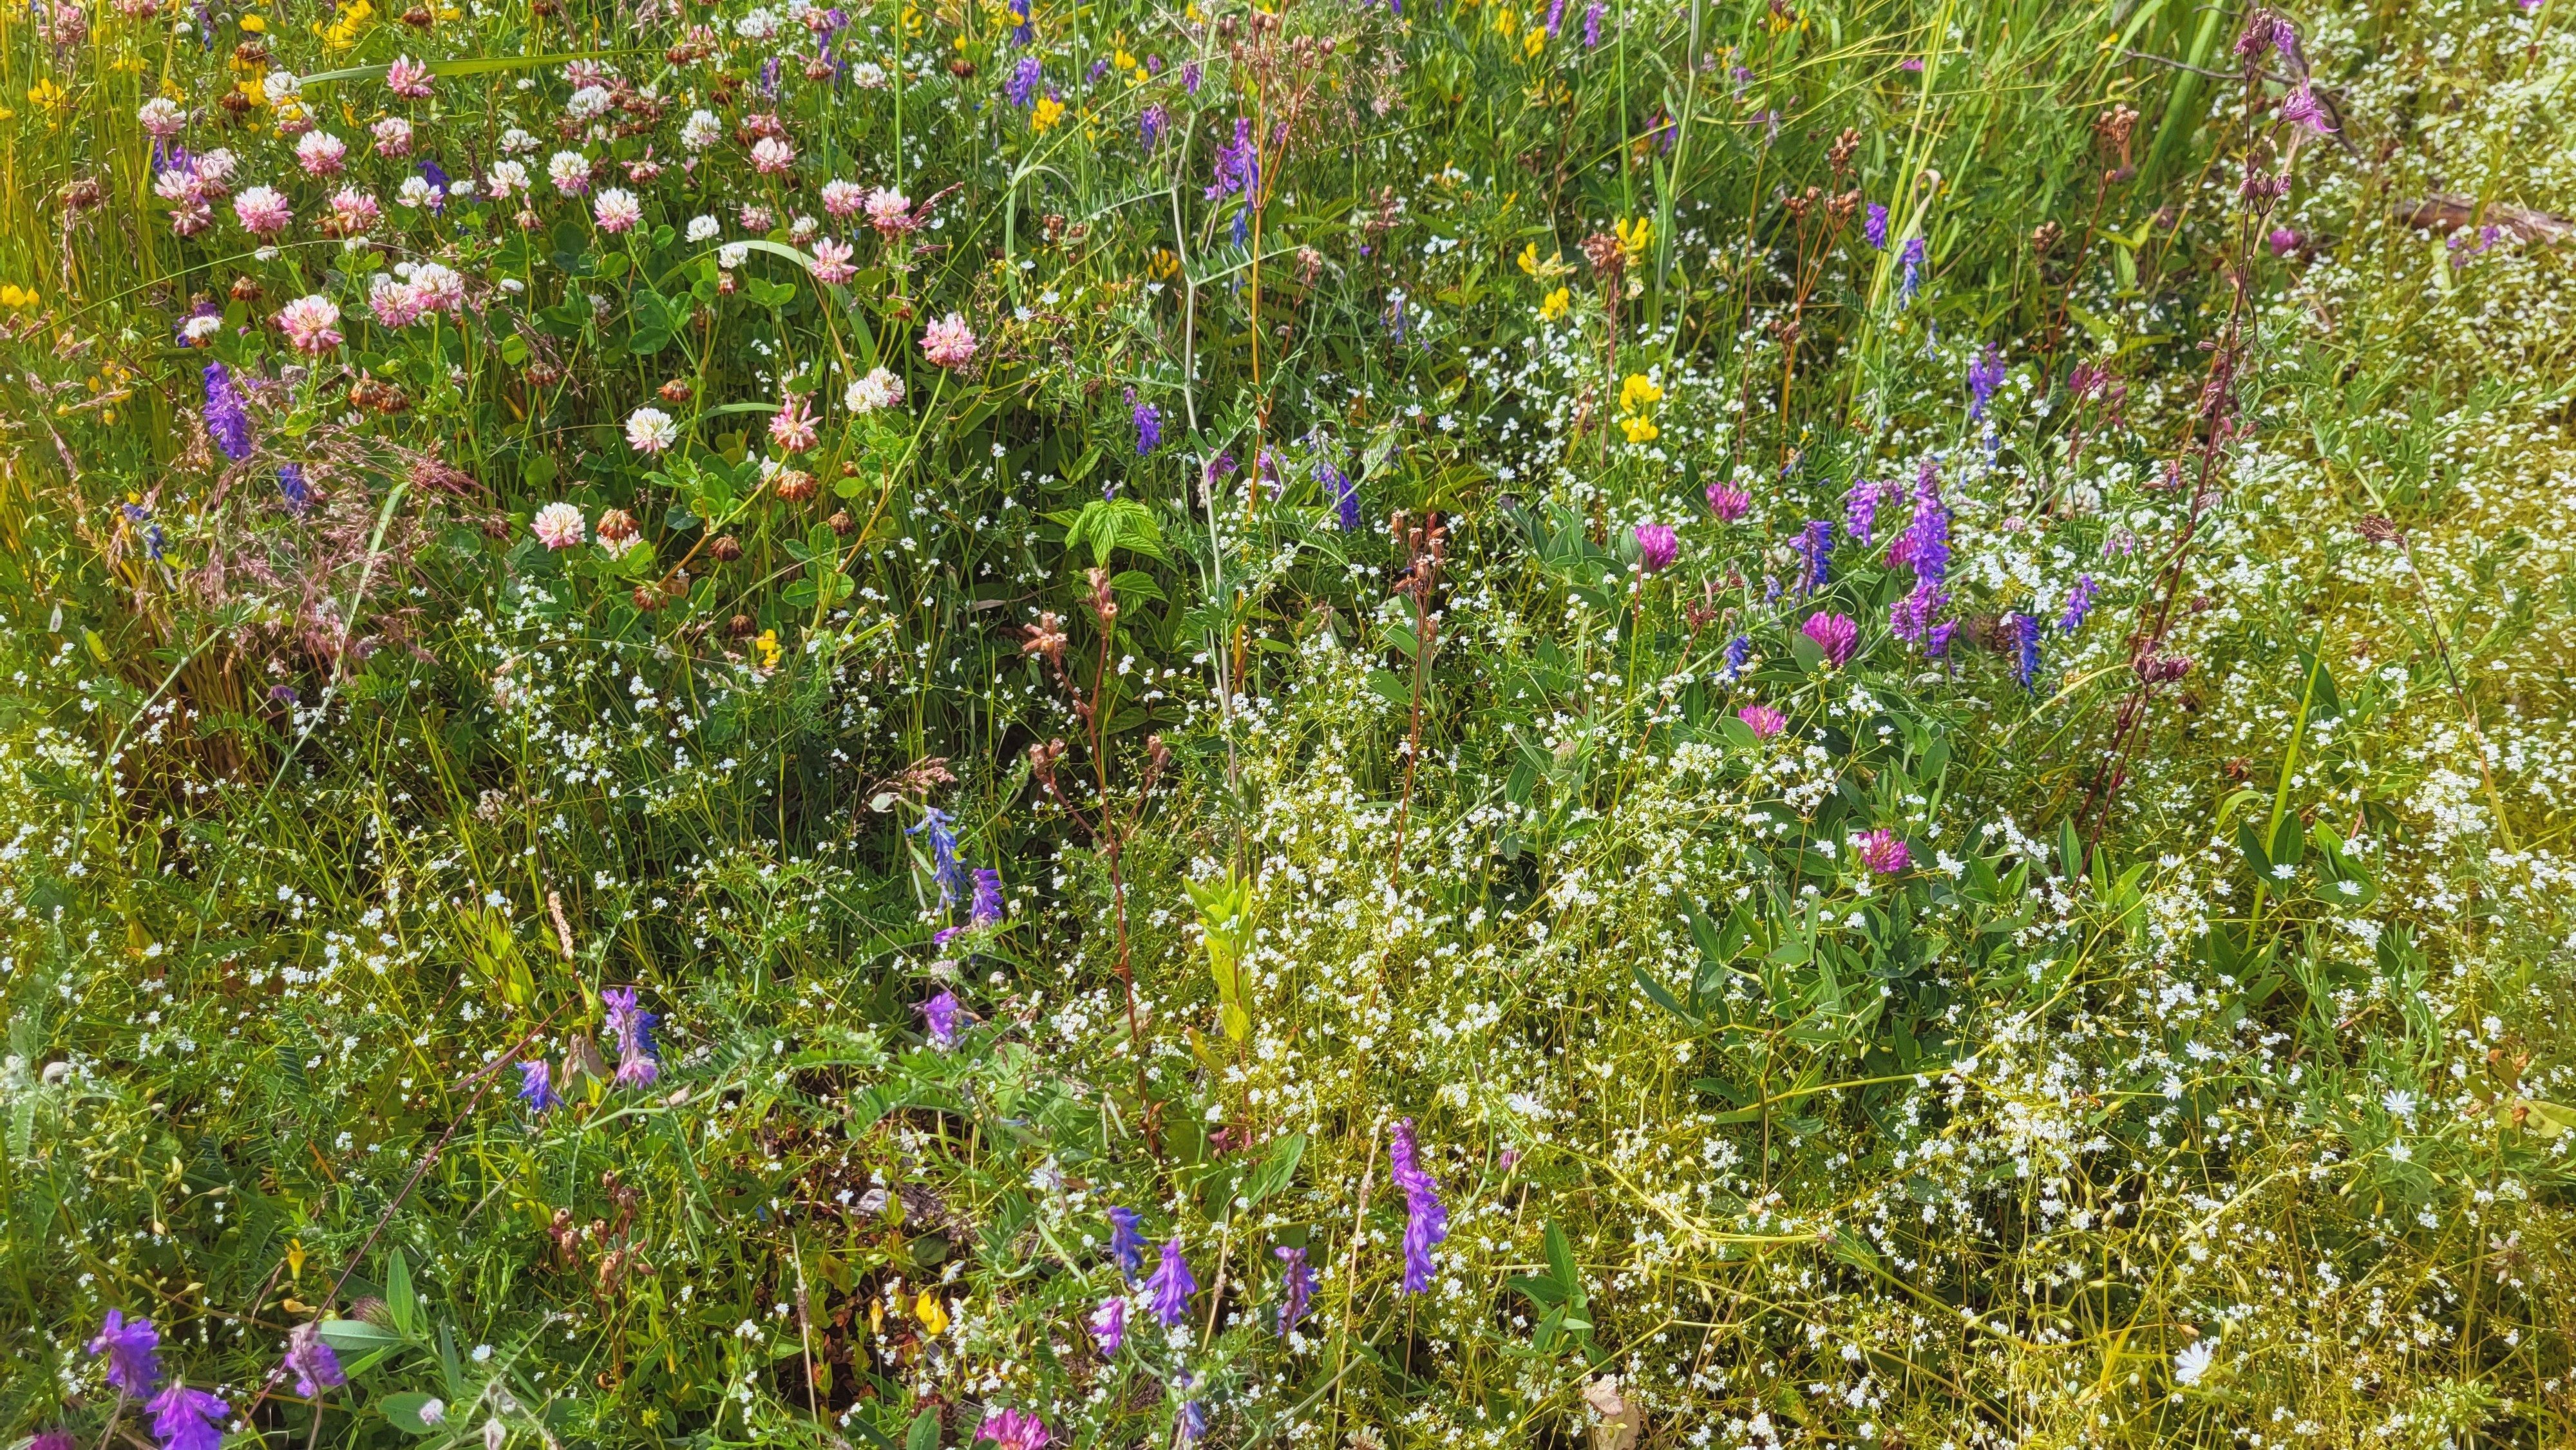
2382,1089,2416,1118
417,1398,446,1427
625,406,679,454
681,108,724,151
687,214,721,243
2173,1341,2213,1386
718,241,749,268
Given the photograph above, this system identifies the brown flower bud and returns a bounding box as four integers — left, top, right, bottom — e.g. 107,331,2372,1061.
710,535,743,562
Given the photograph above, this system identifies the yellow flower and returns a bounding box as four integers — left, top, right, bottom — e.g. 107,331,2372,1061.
1523,26,1546,57
914,1291,949,1336
320,0,372,49
1148,248,1180,279
1113,46,1137,69
238,12,265,30
1030,95,1065,131
753,629,781,670
1620,415,1660,444
1615,216,1652,263
1539,286,1569,320
1492,6,1515,36
1517,242,1539,275
27,79,70,113
287,1239,307,1279
0,285,39,310
1619,373,1663,412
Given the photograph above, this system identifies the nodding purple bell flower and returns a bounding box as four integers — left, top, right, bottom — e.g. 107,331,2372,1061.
1387,1118,1446,1295
90,1310,162,1395
1107,1206,1145,1283
1275,1247,1314,1335
1148,1236,1197,1326
919,990,960,1051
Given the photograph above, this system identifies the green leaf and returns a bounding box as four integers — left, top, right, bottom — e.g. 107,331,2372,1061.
1631,964,1695,1022
385,1249,419,1336
316,1319,408,1353
905,1407,941,1450
378,1392,448,1436
1242,1132,1307,1207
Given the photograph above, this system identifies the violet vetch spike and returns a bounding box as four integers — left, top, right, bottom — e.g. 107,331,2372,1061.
1723,635,1752,681
1967,344,2007,422
283,1321,346,1397
1319,459,1359,532
907,805,965,907
2011,612,2043,692
146,1384,228,1450
1275,1246,1314,1335
601,986,659,1088
1088,1296,1126,1353
970,867,1004,927
1148,1236,1197,1326
90,1310,162,1395
203,362,252,461
1106,1206,1145,1283
1864,202,1888,250
1582,0,1604,46
1793,518,1833,595
517,1059,562,1114
1133,400,1161,455
1387,1118,1447,1295
2060,574,2099,633
920,990,960,1051
1005,55,1041,108
1897,236,1926,308
1886,460,1955,657
277,464,312,515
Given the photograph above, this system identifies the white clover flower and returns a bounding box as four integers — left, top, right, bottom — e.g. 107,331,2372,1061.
625,406,679,454
681,109,724,151
686,214,721,243
262,68,301,106
564,84,612,122
486,160,530,199
547,150,592,196
718,241,749,268
498,126,538,155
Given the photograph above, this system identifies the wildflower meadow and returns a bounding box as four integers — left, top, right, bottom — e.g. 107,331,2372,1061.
5,0,2576,1443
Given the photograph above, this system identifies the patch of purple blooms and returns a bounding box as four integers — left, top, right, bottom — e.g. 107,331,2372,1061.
1088,1296,1126,1353
1133,399,1161,455
1864,202,1888,250
1387,1118,1447,1295
1897,236,1926,307
2011,612,2043,691
1884,460,1955,657
518,1059,562,1114
203,363,252,461
1107,1206,1146,1283
920,989,960,1051
971,867,1004,927
90,1310,162,1394
1793,518,1833,594
908,805,965,907
601,986,659,1088
1148,1236,1197,1326
1844,477,1895,547
1582,0,1604,46
1634,523,1678,572
1005,55,1041,108
1967,345,2007,422
1802,611,1859,668
1275,1246,1314,1334
146,1385,229,1450
283,1321,346,1397
2060,574,2099,632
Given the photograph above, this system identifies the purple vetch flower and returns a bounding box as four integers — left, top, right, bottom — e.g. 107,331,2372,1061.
1967,345,2007,422
2011,611,2042,691
1005,56,1043,108
1133,399,1162,455
1633,523,1678,572
1318,458,1358,531
1722,635,1752,680
908,805,965,907
1204,451,1236,487
203,362,252,461
30,1431,74,1450
1148,1237,1197,1326
1854,829,1910,876
1897,236,1926,307
970,868,1004,927
277,464,312,515
1542,0,1566,33
1886,460,1955,655
601,987,659,1088
146,1384,229,1450
2060,574,2099,633
1177,1400,1207,1445
1139,104,1167,150
1088,1296,1126,1353
1275,1247,1314,1334
1802,612,1859,668
517,1059,562,1114
90,1310,162,1394
1007,0,1031,44
283,1321,346,1397
1387,1118,1447,1295
1864,202,1888,250
1182,61,1201,93
1206,118,1255,202
920,990,960,1050
1843,478,1893,547
1107,1207,1146,1283
1581,0,1604,46
1793,518,1833,594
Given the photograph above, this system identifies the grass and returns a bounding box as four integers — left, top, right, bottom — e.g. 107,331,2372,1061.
3,0,2576,1444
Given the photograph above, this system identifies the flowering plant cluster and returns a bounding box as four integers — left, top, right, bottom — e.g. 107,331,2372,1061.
6,0,2576,1444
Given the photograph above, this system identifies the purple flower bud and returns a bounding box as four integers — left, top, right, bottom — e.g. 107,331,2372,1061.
1387,1118,1446,1294
1148,1236,1197,1326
